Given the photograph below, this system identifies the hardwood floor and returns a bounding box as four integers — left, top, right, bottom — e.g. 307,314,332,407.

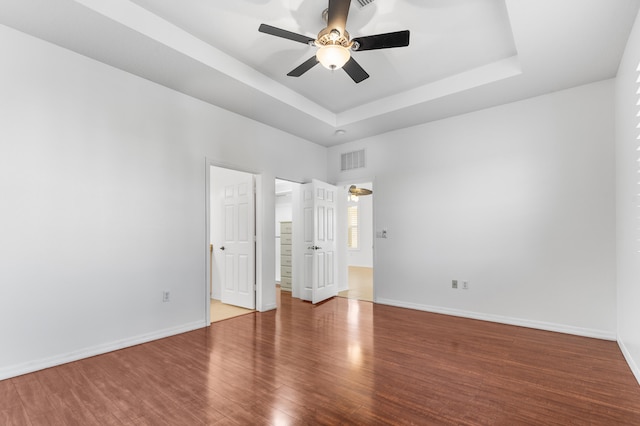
2,292,640,425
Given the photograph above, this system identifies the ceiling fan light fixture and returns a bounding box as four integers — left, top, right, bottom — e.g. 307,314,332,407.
316,44,350,70
329,29,341,41
349,185,373,197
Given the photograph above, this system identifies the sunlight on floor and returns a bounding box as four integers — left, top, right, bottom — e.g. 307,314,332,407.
210,299,255,323
338,266,373,302
212,266,372,322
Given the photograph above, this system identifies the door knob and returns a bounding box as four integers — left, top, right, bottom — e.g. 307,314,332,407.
307,245,322,250
220,246,225,251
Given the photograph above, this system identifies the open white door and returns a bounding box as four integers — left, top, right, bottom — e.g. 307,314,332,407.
220,174,256,309
299,179,338,304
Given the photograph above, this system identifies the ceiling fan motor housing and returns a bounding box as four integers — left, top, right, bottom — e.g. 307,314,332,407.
316,27,352,48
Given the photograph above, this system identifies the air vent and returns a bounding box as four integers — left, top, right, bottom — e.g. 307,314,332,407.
341,149,366,171
355,0,375,8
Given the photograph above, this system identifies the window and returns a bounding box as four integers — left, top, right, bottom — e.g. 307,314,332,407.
347,205,359,249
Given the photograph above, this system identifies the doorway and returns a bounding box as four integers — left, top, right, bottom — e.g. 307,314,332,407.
209,165,257,323
275,179,299,297
338,181,374,302
275,178,343,304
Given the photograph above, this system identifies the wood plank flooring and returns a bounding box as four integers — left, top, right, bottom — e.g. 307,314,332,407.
2,291,640,425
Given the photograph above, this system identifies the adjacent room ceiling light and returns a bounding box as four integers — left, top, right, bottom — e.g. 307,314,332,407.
349,185,372,196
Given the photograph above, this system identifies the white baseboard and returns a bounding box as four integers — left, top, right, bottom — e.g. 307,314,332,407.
376,298,617,341
260,303,277,312
0,320,207,381
618,338,640,386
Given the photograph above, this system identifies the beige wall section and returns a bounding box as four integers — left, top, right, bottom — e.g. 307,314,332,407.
0,24,326,379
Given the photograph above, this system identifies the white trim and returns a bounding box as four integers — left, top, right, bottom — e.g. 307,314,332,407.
254,174,265,312
618,339,640,386
376,298,617,341
0,320,206,381
205,159,212,324
261,303,277,312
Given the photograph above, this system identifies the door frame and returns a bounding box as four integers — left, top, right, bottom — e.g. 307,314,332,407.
205,159,263,324
334,178,376,302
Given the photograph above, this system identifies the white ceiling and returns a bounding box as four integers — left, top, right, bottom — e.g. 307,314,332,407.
1,0,638,147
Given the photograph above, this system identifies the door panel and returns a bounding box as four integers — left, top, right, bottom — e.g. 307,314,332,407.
298,179,338,304
238,255,249,293
220,174,256,309
303,207,313,242
318,252,325,289
224,255,235,290
224,205,234,240
303,252,313,299
318,205,325,241
327,251,334,286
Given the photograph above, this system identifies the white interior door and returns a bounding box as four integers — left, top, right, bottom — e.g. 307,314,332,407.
220,174,255,309
299,179,338,304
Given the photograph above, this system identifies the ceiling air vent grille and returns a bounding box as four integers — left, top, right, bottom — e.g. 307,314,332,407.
355,0,375,8
341,149,366,171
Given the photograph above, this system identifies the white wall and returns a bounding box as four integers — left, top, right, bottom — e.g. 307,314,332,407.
615,9,640,384
329,80,616,339
0,24,326,379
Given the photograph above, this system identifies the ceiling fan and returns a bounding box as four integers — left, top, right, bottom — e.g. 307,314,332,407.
349,185,372,196
258,0,410,83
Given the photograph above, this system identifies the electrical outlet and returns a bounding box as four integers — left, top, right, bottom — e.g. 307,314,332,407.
462,281,469,290
162,291,170,302
452,280,458,289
